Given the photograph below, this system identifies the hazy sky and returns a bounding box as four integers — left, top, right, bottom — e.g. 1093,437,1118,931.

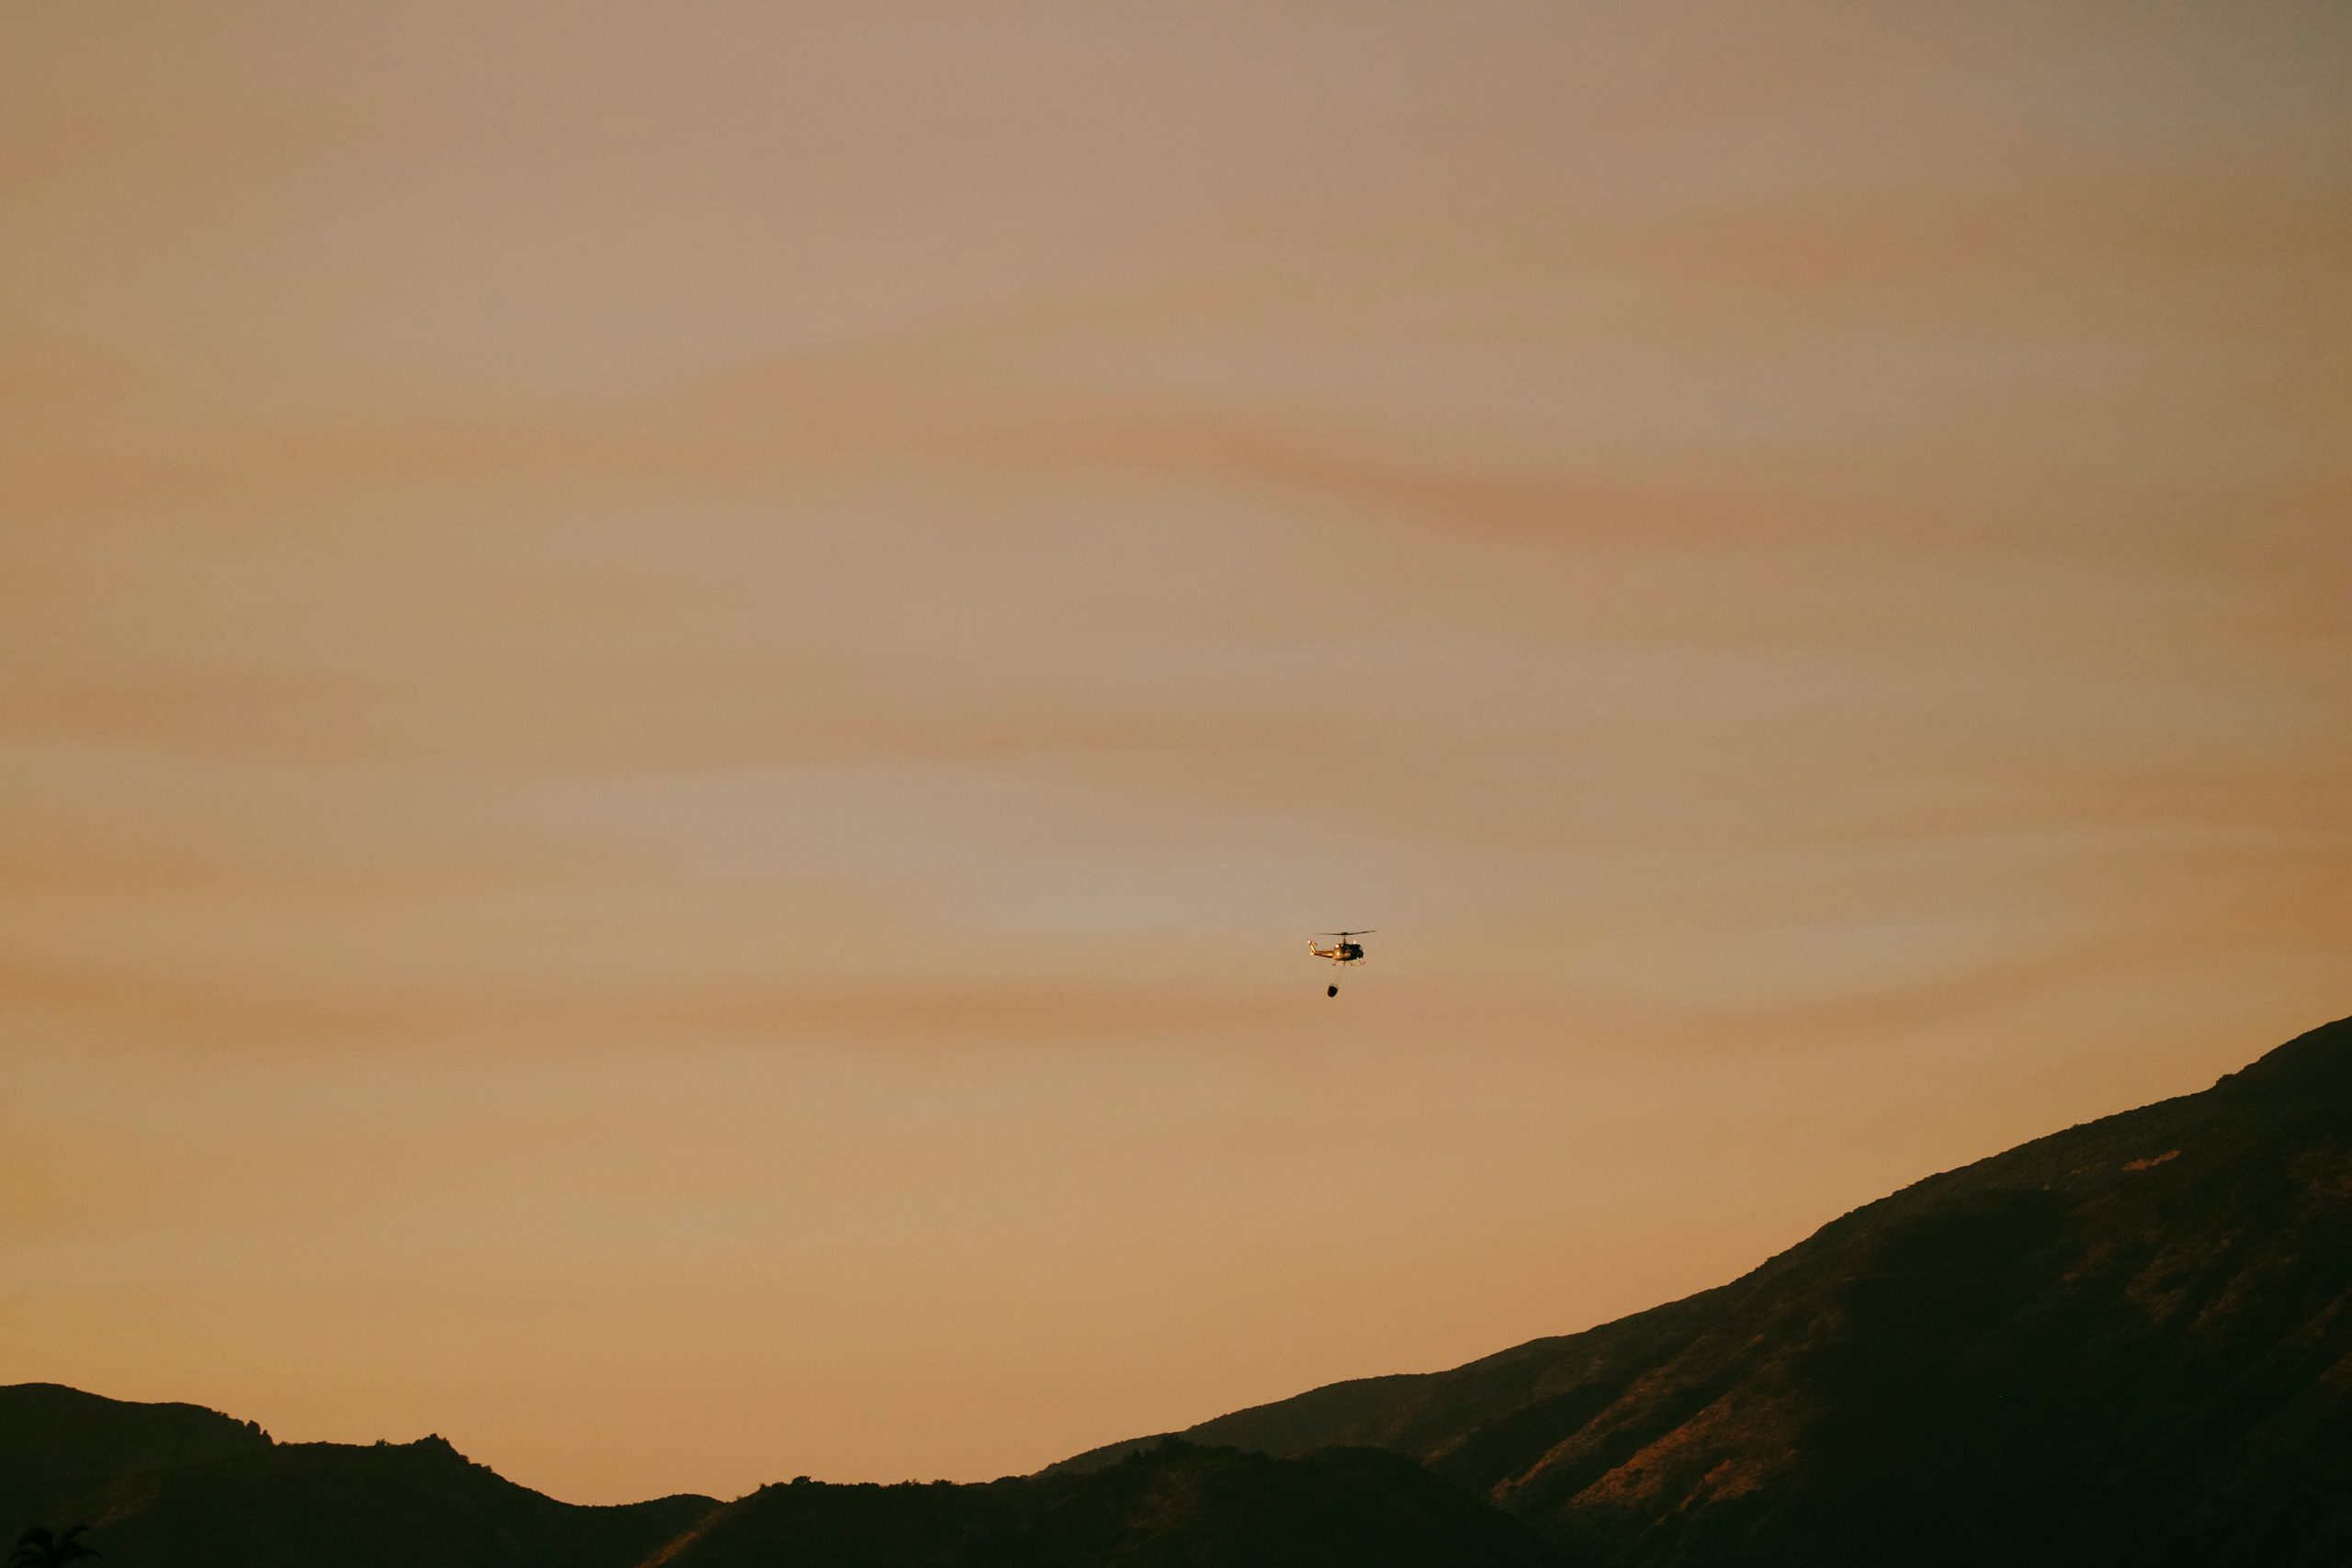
4,1,2347,1506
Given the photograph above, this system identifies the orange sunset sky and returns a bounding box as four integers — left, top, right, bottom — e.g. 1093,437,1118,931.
3,1,2347,1506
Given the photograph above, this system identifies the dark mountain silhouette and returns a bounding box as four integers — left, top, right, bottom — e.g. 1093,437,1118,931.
0,1390,1559,1566
1,1384,270,1487
648,1440,1566,1566
0,1386,711,1568
1052,1014,2352,1565
8,1015,2349,1564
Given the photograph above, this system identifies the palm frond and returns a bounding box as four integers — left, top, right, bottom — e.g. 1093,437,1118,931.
10,1525,100,1568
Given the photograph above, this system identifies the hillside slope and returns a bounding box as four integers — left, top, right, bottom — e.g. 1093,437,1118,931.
1054,1016,2352,1566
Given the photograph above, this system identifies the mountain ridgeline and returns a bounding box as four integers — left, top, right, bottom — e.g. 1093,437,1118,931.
0,1392,1559,1567
6,1016,2349,1564
1056,1015,2352,1565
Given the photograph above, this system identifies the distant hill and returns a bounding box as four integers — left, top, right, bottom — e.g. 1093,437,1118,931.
0,1390,1560,1566
0,1383,271,1485
648,1440,1566,1567
1051,1015,2352,1566
0,1386,712,1568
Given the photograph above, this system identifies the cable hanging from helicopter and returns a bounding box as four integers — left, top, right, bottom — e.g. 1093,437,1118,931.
1308,931,1373,997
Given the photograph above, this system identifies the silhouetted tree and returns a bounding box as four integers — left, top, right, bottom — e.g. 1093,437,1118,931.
10,1526,100,1568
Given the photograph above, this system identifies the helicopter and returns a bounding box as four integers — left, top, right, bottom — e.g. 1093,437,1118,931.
1308,931,1374,997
